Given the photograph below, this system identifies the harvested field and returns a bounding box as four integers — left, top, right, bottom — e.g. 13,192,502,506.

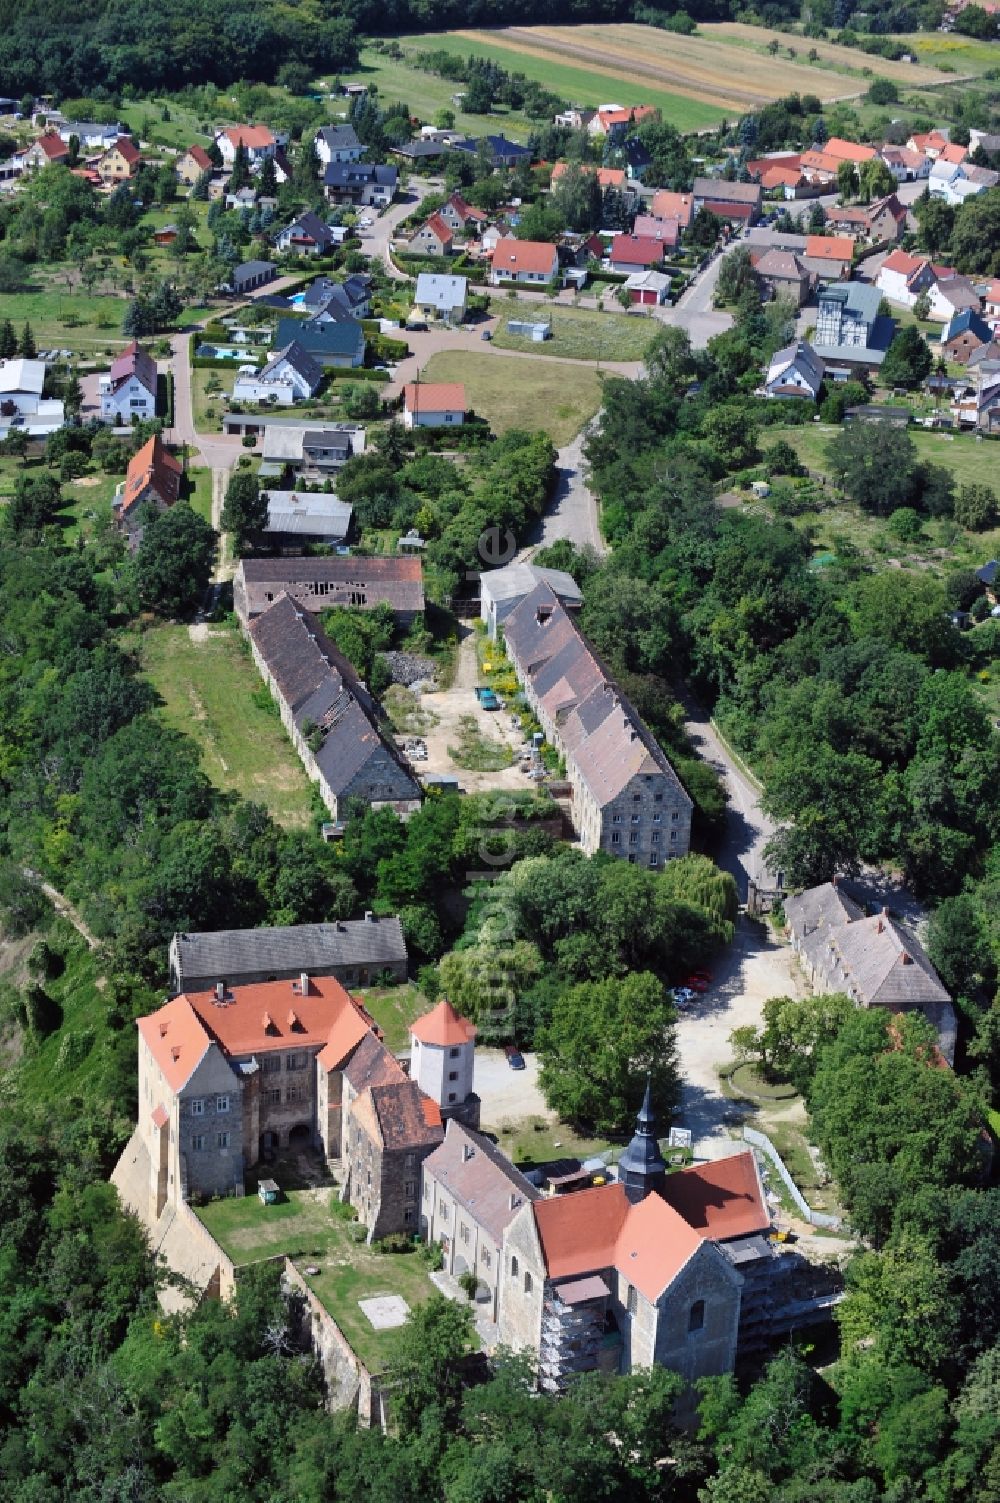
438,23,960,116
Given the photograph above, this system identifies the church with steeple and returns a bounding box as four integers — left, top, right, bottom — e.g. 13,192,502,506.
420,1080,779,1391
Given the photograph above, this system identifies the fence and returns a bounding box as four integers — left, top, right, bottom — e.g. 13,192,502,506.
743,1125,841,1230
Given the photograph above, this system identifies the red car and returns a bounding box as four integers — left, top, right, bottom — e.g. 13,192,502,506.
683,974,711,992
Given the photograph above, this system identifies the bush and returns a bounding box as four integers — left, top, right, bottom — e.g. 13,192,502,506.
458,1270,479,1300
373,1232,417,1254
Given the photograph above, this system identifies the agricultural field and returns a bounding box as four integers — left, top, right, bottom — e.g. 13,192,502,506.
139,621,316,829
420,349,603,445
403,22,958,124
895,31,1000,76
349,46,536,141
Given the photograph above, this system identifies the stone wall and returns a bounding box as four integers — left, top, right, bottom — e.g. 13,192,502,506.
282,1259,384,1424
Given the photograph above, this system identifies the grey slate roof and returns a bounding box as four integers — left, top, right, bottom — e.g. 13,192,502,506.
831,912,950,1009
275,316,365,362
263,490,353,539
481,561,583,608
785,881,865,972
323,161,397,192
170,916,408,989
317,124,362,153
422,1120,540,1244
259,341,324,388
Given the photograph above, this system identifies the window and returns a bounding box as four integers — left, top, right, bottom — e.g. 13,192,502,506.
671,811,680,823
216,1095,230,1113
611,813,622,825
405,1181,416,1199
286,1052,307,1071
511,1255,519,1279
262,1055,281,1074
448,1092,457,1103
448,1070,458,1082
651,832,660,845
439,1199,450,1218
632,793,641,803
627,1284,637,1316
404,1208,414,1224
689,1300,705,1333
631,814,640,825
629,833,638,846
652,813,662,825
650,856,659,868
482,1248,492,1269
264,1087,281,1106
670,832,677,843
406,1153,416,1169
460,1223,470,1245
286,1085,305,1104
423,1181,430,1200
524,1272,533,1294
217,1132,230,1150
654,793,663,804
449,1047,460,1058
611,833,620,846
190,1099,204,1116
191,1134,206,1151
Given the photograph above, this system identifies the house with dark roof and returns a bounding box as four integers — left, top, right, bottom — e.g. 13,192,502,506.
231,341,324,406
169,916,408,994
345,1079,443,1240
112,434,182,548
503,582,692,866
763,339,824,400
691,176,762,224
99,339,157,424
813,281,894,375
322,160,397,207
246,593,422,821
274,315,365,368
315,123,364,166
451,134,532,168
753,248,812,308
941,307,993,364
301,273,372,319
274,211,341,257
785,880,957,1063
225,259,278,295
234,555,424,625
259,490,354,549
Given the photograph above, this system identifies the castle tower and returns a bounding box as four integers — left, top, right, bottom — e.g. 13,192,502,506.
409,999,480,1128
617,1076,667,1205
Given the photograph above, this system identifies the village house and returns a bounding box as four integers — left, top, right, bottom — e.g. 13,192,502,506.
234,555,425,626
274,316,365,368
57,120,124,149
490,237,559,286
752,248,812,308
480,561,583,639
296,273,372,322
798,148,841,189
438,192,488,236
550,160,629,194
95,135,140,184
804,234,855,279
929,275,983,323
176,144,213,185
413,273,469,325
168,915,409,993
587,105,657,143
409,212,453,257
985,280,1000,323
274,211,341,257
691,177,762,225
452,134,532,169
259,490,353,550
650,190,694,229
826,195,905,243
942,308,994,364
323,161,397,208
0,358,65,440
503,582,693,865
813,281,892,378
254,418,364,478
631,214,680,248
231,342,323,406
112,433,181,547
876,247,940,308
908,130,949,159
785,880,957,1063
402,381,466,429
608,233,665,275
763,340,824,401
216,124,276,169
879,145,929,183
824,136,876,165
20,131,69,170
315,123,364,166
99,340,157,424
245,593,422,822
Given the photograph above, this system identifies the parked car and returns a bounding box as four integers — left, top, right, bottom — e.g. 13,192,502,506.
481,328,492,341
407,319,428,332
673,987,696,1005
682,975,710,993
475,686,500,711
504,1043,526,1070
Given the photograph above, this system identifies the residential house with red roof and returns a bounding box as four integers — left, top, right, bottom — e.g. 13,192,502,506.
113,975,446,1243
608,233,666,273
96,135,140,184
99,339,157,424
113,433,182,547
879,144,930,183
805,234,855,279
824,136,877,164
439,192,488,235
176,144,214,185
215,124,277,169
403,381,466,429
550,160,628,192
877,247,939,308
632,213,680,248
984,279,1000,324
409,211,454,257
587,104,657,142
650,190,694,229
19,131,70,171
490,237,559,285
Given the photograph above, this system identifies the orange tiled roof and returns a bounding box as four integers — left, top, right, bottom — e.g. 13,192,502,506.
551,161,626,189
882,247,925,277
185,974,362,1057
224,124,275,150
317,996,377,1071
939,141,967,165
185,144,213,171
138,995,211,1092
119,434,182,517
491,237,558,275
650,189,693,226
107,135,140,165
410,998,476,1047
824,136,876,163
660,1150,771,1241
806,233,855,261
422,211,452,242
403,382,465,414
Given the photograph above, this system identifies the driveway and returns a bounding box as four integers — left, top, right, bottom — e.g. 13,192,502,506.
474,1048,547,1125
683,704,778,903
516,421,606,560
414,627,535,794
656,249,733,348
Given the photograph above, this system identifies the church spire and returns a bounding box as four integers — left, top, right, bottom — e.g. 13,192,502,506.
617,1074,667,1205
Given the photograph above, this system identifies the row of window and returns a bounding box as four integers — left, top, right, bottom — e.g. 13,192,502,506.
611,831,678,847
611,810,680,825
263,1086,307,1106
190,1096,229,1115
191,1132,230,1151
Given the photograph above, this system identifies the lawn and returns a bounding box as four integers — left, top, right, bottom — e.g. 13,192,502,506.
896,31,1000,76
192,365,238,430
421,349,603,446
0,283,127,352
198,1185,437,1370
489,296,655,363
354,982,430,1052
767,423,1000,494
57,473,119,541
484,1113,614,1173
185,465,214,525
401,29,726,129
139,621,316,829
345,46,536,143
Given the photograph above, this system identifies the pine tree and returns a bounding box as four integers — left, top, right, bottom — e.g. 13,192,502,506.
258,154,277,196
0,320,16,359
18,323,36,359
229,142,251,192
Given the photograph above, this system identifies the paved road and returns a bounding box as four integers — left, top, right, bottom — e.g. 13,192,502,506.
682,704,777,905
656,248,732,348
517,422,607,560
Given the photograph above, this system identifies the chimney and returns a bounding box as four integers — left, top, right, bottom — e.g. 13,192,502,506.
901,951,913,965
299,972,310,994
364,910,375,923
215,980,227,1002
462,1144,475,1163
509,1193,521,1211
159,1021,169,1037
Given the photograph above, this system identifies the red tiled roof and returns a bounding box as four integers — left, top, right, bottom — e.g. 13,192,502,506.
760,165,803,189
882,248,925,277
939,141,967,164
800,149,841,175
224,124,275,150
410,998,476,1047
491,237,558,275
825,136,876,163
138,996,211,1092
650,190,693,227
806,234,855,262
422,211,452,242
35,131,69,161
448,192,486,222
186,974,361,1057
551,161,626,189
610,233,665,266
185,145,213,171
660,1151,771,1241
403,382,465,414
317,996,377,1071
119,434,182,517
107,135,140,165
